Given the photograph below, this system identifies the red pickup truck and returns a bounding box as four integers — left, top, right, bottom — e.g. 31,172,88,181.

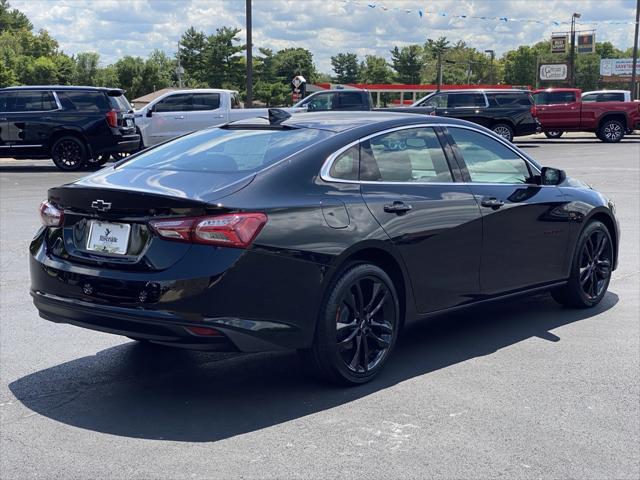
532,88,640,142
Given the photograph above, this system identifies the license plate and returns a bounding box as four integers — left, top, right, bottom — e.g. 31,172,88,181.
125,118,133,126
86,221,131,255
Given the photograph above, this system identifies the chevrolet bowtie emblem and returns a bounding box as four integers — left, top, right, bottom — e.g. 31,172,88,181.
91,199,112,212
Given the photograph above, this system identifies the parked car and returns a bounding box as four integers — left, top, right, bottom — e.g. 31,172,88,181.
582,90,632,102
0,86,139,170
31,111,619,385
533,88,640,141
134,88,304,147
410,89,540,142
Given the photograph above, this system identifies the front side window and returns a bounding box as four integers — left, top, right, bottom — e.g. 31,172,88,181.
421,94,447,108
0,92,15,112
360,127,453,183
154,94,192,113
191,93,220,111
448,127,531,184
12,91,57,112
304,93,333,111
122,127,332,173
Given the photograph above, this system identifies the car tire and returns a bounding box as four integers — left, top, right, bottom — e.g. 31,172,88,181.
544,130,564,139
302,263,400,385
86,154,111,169
491,123,514,142
51,135,88,171
551,221,613,308
598,119,625,143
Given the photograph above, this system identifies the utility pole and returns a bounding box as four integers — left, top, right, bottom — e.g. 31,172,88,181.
437,52,443,91
569,12,581,87
485,49,495,84
245,0,253,108
631,0,640,99
176,41,184,88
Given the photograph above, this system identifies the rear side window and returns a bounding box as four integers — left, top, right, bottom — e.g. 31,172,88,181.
13,91,57,112
490,93,532,106
534,91,576,105
360,127,453,183
337,92,364,108
122,127,332,173
56,91,109,112
330,145,359,180
230,92,241,109
191,93,220,111
447,93,486,108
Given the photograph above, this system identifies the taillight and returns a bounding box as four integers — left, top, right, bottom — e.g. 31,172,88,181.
106,109,118,128
530,105,538,117
39,200,63,227
149,213,267,249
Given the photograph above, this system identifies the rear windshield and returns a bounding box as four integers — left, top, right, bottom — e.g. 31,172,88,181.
56,90,109,112
109,94,132,111
121,127,332,173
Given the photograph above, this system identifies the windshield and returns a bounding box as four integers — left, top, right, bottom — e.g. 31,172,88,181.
121,127,332,173
109,94,133,112
413,93,437,107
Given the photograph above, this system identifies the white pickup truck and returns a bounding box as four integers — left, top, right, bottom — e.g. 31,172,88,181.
134,89,301,147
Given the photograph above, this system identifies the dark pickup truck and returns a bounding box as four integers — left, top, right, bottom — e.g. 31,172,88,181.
293,88,540,142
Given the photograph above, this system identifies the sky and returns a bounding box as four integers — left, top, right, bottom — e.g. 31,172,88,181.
11,0,639,72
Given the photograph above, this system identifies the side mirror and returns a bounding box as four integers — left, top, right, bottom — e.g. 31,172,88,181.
540,167,566,186
146,108,153,118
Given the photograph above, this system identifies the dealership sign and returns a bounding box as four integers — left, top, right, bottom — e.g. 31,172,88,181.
600,58,640,77
577,33,596,54
540,63,568,81
551,35,568,54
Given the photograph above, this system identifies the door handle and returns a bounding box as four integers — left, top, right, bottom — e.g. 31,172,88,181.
174,115,185,119
383,201,413,214
215,114,224,118
480,197,505,209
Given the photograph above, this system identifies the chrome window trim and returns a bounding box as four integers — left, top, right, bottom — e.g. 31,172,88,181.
319,122,542,187
1,89,62,114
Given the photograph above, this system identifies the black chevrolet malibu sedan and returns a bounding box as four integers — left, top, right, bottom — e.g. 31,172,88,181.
30,111,619,384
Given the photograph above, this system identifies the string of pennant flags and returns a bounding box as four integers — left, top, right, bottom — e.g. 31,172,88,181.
338,0,638,26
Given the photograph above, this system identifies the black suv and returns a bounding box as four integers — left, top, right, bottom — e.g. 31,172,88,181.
0,86,140,170
410,89,540,141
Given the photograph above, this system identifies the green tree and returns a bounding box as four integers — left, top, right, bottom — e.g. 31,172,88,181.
53,54,76,84
23,56,58,84
179,26,207,84
390,45,422,84
0,58,17,87
253,81,291,106
273,47,317,83
114,55,144,95
331,52,359,83
74,52,100,85
358,55,393,84
95,66,119,87
203,26,245,88
0,0,31,32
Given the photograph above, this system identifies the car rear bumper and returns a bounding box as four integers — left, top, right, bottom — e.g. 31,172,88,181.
114,134,140,152
514,121,540,137
29,234,325,352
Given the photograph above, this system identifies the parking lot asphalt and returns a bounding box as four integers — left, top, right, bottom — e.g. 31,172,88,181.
1,133,639,479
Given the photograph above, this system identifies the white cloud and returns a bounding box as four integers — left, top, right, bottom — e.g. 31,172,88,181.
11,0,638,72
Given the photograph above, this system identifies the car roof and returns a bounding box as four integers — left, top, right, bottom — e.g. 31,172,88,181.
229,110,474,133
432,89,531,94
582,90,629,95
1,85,124,93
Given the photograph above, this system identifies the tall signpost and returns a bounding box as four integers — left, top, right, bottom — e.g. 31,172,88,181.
632,0,640,99
569,12,581,87
245,0,253,108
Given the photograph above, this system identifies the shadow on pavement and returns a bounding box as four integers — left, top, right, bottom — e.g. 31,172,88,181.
9,291,618,442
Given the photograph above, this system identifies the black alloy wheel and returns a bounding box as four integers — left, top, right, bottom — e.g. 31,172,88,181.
303,264,400,385
491,123,514,142
51,136,88,171
86,154,111,169
544,130,564,139
552,221,613,308
598,119,625,143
